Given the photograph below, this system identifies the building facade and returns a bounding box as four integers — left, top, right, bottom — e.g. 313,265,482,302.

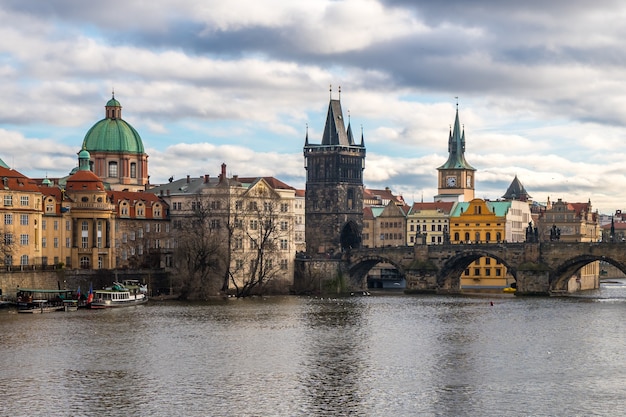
0,163,43,268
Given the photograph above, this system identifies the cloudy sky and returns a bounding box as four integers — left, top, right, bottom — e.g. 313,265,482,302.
2,0,626,213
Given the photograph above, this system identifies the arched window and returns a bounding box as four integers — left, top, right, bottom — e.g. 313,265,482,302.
80,256,90,269
475,232,480,243
486,232,491,242
497,232,502,242
464,232,470,242
454,232,460,241
108,161,118,178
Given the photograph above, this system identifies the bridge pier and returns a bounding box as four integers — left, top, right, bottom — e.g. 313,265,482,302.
515,269,551,296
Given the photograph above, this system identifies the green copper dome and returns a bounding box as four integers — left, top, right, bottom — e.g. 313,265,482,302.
82,96,145,154
106,97,121,107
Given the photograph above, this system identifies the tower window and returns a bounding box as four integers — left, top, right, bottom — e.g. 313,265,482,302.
108,161,118,178
130,162,137,178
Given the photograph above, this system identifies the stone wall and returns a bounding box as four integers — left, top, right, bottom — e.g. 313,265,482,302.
0,268,171,300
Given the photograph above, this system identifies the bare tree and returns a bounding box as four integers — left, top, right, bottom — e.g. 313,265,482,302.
226,187,291,297
173,196,227,299
0,229,15,269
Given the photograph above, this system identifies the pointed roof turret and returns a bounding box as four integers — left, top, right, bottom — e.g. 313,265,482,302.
438,106,475,171
321,99,351,146
360,125,365,147
346,121,355,145
502,175,531,201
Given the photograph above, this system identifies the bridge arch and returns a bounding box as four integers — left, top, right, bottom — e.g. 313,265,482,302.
348,254,406,289
551,254,626,292
437,249,516,291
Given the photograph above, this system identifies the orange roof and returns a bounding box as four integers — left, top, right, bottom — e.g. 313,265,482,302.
65,170,105,191
0,166,40,192
409,201,455,214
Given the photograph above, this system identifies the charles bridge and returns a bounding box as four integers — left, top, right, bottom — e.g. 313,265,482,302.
295,242,626,295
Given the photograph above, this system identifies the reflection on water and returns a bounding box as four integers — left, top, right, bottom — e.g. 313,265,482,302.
1,281,626,416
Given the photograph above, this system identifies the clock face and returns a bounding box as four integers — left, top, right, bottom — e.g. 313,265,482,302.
446,176,456,187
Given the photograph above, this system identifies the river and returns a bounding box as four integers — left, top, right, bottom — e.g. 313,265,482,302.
1,280,626,417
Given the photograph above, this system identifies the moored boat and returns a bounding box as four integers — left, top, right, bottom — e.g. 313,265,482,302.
16,288,78,313
89,280,148,309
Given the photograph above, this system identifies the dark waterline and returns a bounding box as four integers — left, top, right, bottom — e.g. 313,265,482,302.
1,281,626,417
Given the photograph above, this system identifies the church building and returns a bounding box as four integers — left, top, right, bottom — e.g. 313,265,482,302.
82,94,149,191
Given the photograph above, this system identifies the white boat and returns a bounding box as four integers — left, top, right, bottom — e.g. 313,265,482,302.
89,280,148,309
16,288,78,313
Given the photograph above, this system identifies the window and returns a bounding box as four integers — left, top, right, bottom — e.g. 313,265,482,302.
138,245,143,255
108,161,118,178
4,255,12,266
236,201,243,210
145,223,150,233
82,236,89,249
234,237,243,250
66,238,70,248
210,219,220,229
4,195,12,206
54,220,59,231
20,255,28,266
250,220,258,230
280,259,288,270
235,259,244,270
4,214,12,225
20,234,28,245
42,220,46,230
130,162,137,178
42,237,47,248
211,200,221,210
486,232,491,242
80,256,90,268
474,268,480,275
281,203,289,212
54,237,59,248
66,221,71,231
155,223,161,233
20,214,28,226
280,221,288,231
20,196,29,206
136,204,144,217
280,239,288,250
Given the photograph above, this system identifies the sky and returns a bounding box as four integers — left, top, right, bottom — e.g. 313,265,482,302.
2,1,626,213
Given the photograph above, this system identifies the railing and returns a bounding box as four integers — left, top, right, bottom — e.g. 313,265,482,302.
2,264,69,272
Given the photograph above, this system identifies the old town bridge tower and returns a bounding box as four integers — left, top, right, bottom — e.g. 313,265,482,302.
304,90,366,255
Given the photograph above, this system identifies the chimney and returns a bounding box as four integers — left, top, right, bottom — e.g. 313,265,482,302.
204,174,210,183
221,163,226,178
186,175,190,183
233,175,238,181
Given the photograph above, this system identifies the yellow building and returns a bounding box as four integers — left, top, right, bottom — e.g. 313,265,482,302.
449,199,512,290
0,163,43,268
39,182,72,267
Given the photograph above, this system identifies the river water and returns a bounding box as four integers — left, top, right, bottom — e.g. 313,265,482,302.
1,280,626,417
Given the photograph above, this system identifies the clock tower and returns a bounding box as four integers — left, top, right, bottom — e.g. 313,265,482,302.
435,104,476,202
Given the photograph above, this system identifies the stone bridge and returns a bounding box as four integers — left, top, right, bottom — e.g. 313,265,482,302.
339,242,626,295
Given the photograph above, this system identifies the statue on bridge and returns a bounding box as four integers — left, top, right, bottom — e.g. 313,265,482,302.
549,224,561,241
526,222,539,243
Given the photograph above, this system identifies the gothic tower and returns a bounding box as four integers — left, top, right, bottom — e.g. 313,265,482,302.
435,104,476,202
304,90,366,255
